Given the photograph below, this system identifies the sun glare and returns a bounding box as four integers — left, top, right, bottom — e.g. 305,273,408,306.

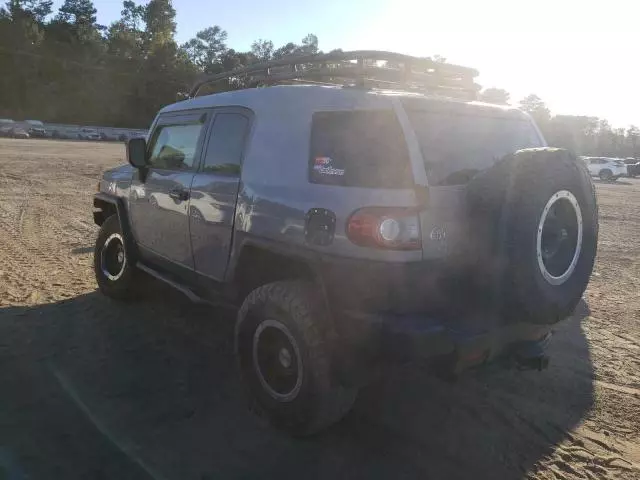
342,0,640,126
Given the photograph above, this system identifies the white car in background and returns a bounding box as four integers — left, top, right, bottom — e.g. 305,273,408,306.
582,157,628,181
79,128,101,141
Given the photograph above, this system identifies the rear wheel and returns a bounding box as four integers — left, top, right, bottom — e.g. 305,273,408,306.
235,281,357,436
94,215,143,300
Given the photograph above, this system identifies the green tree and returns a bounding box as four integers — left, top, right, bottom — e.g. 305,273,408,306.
181,25,228,73
627,125,639,156
251,38,273,61
5,0,52,22
143,0,176,50
272,42,297,59
479,87,510,105
519,94,551,132
120,0,144,30
0,1,52,118
56,0,96,24
133,0,195,125
298,33,318,55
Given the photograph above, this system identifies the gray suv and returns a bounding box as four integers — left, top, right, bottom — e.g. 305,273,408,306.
93,51,598,435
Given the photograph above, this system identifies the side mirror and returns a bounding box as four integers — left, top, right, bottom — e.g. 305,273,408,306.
127,137,147,169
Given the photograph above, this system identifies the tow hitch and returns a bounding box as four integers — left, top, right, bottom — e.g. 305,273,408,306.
514,353,549,371
507,334,551,371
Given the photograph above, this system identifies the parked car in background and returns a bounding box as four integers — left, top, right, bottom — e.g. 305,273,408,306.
28,126,47,138
11,127,30,139
582,157,628,181
624,158,640,178
0,125,14,137
99,131,116,141
51,129,76,140
79,127,101,140
0,119,15,137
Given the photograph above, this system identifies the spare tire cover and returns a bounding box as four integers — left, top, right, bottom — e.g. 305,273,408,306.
465,148,598,325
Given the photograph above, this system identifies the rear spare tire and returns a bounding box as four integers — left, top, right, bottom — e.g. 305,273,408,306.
235,281,357,436
466,148,598,325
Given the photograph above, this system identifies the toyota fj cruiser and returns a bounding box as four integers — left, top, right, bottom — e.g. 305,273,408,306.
93,51,598,435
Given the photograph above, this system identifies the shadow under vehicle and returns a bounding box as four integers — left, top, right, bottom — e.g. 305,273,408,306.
0,288,594,479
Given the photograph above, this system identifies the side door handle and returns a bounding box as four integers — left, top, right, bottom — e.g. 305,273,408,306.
168,187,189,202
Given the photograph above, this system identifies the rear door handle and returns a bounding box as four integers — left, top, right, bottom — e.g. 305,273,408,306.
168,188,189,202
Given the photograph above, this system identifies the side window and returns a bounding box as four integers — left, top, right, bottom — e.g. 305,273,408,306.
309,110,412,188
201,113,250,176
147,123,204,170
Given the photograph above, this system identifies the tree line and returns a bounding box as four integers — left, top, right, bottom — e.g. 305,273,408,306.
1,0,638,158
480,89,639,158
0,0,321,127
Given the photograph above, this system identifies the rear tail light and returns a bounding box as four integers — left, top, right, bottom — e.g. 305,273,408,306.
347,207,421,250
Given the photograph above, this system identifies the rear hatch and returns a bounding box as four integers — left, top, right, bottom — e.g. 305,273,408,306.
400,99,546,259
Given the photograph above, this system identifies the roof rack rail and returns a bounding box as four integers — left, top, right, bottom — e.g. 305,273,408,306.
188,50,480,100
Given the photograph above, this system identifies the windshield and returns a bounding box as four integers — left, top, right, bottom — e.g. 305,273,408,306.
406,110,543,185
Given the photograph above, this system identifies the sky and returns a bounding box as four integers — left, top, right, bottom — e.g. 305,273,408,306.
58,0,640,127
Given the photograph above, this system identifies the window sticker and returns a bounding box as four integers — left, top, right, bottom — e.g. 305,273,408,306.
313,156,345,176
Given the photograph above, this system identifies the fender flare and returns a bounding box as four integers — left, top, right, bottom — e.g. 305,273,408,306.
93,192,138,259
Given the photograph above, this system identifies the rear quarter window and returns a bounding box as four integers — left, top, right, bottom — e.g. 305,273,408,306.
405,108,543,185
309,110,412,188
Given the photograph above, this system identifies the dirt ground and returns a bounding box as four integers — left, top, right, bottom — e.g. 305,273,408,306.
0,138,638,480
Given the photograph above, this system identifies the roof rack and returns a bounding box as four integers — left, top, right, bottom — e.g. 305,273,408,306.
188,50,480,100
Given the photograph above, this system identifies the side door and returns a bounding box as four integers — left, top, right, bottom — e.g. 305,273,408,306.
129,111,209,269
189,108,252,281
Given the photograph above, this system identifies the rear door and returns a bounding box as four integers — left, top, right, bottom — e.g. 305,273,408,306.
129,111,209,269
189,108,252,281
401,103,545,259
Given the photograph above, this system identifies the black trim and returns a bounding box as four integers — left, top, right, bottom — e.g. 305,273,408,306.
198,107,254,175
228,234,327,288
137,244,232,305
137,244,197,285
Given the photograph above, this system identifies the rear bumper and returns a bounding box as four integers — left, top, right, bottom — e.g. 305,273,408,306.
333,308,553,385
318,256,554,384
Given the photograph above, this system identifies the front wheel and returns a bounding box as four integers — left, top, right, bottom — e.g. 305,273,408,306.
235,281,357,436
94,215,143,300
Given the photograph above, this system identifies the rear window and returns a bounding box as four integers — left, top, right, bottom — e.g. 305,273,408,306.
309,111,412,188
406,110,543,185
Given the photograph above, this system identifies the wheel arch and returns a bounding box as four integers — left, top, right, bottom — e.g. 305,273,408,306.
93,192,138,258
230,241,326,303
